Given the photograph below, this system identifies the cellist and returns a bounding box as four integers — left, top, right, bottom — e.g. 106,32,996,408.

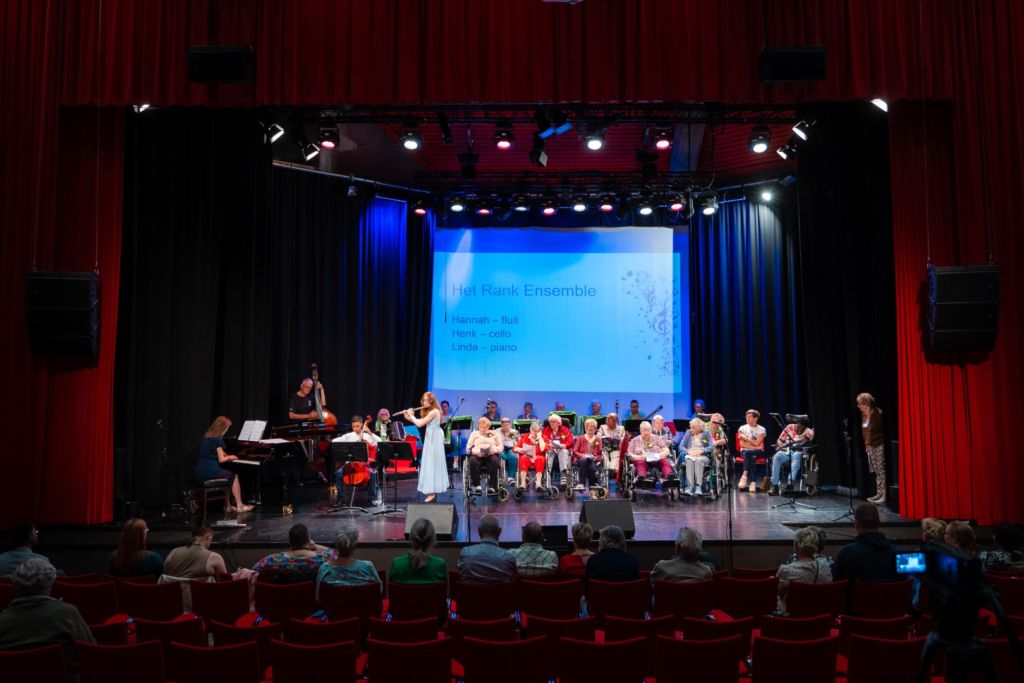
332,415,382,506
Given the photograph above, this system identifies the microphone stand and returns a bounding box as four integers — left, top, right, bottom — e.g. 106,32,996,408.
449,396,466,486
718,420,735,572
833,417,857,522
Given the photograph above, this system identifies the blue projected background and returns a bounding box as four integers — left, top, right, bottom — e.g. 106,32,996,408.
429,227,690,419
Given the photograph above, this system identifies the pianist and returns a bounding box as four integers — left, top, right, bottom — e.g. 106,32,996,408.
198,416,251,513
332,415,383,507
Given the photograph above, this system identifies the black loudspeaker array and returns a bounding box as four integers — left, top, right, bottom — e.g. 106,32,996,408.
26,271,100,357
579,500,636,539
927,265,1000,353
404,503,458,541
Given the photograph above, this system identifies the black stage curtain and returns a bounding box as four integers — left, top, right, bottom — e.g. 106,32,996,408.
794,103,898,491
689,197,806,452
116,110,433,507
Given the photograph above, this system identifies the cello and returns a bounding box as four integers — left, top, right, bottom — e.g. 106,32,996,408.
341,415,376,487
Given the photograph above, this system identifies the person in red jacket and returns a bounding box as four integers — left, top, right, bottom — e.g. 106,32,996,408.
572,418,603,491
514,420,548,492
542,414,575,489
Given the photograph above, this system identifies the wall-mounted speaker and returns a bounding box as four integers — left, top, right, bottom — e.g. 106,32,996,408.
187,45,256,83
759,45,826,82
927,265,999,352
26,271,99,357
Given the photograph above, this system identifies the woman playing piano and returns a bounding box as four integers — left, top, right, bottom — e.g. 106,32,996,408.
197,416,252,512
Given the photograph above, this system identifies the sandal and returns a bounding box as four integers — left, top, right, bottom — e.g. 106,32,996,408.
236,504,254,513
424,494,436,503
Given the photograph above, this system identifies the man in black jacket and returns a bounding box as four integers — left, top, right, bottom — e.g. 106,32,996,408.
833,503,897,582
584,525,639,595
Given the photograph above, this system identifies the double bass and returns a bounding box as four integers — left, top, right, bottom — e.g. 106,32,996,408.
309,363,338,476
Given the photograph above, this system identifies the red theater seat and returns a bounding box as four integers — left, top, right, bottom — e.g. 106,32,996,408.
77,639,164,683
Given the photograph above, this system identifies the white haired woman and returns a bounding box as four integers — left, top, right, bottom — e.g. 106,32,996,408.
650,527,714,584
627,421,672,481
316,525,382,601
675,418,713,496
776,527,832,614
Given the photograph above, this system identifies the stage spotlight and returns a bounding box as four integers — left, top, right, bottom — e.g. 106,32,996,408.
748,125,771,154
133,104,150,113
458,151,479,179
318,126,339,150
653,127,673,151
777,144,794,160
598,195,616,213
668,196,685,212
584,129,605,151
299,139,320,161
438,112,454,144
266,123,285,144
493,121,514,150
476,202,492,216
449,200,465,213
513,196,530,212
413,200,428,216
871,98,889,112
542,201,557,217
638,198,654,216
792,120,813,141
529,134,548,168
701,193,719,216
760,189,774,202
572,199,587,213
400,124,422,150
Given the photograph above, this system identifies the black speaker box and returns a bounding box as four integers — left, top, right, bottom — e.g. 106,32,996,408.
187,45,256,83
927,265,999,352
405,503,458,541
579,500,635,539
521,524,569,550
759,45,826,82
26,271,99,357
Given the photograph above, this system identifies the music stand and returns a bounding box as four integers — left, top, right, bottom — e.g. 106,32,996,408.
375,440,414,516
771,444,818,511
328,442,370,514
447,415,472,431
623,419,643,435
553,410,577,430
581,415,607,428
513,419,535,432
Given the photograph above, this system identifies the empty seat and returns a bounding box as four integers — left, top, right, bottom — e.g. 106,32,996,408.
733,566,779,579
0,644,68,683
586,578,650,620
253,581,317,623
653,578,718,624
208,619,282,664
516,578,582,619
50,580,119,624
316,581,382,627
603,614,675,677
785,579,848,618
77,639,164,683
451,580,517,620
751,634,838,682
718,577,779,624
116,580,183,620
461,635,548,683
759,613,834,641
366,615,439,643
557,636,647,683
87,621,128,644
189,578,250,625
269,638,358,683
168,641,262,683
847,635,926,683
657,634,743,682
385,580,448,622
282,616,361,645
850,579,913,618
364,637,452,683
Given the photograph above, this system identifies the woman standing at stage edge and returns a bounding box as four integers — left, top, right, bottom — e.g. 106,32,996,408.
857,393,886,505
404,392,448,503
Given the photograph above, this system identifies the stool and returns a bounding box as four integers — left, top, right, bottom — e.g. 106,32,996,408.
200,478,230,522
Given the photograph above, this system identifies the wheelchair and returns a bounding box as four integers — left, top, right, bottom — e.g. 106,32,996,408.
565,456,609,500
769,444,819,497
695,449,730,501
513,456,559,500
620,454,682,501
462,452,510,502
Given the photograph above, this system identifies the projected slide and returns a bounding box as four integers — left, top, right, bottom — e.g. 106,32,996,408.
429,228,690,417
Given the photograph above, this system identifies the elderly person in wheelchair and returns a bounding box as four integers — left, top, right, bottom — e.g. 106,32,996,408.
769,415,815,496
627,421,673,482
542,413,575,490
676,418,714,497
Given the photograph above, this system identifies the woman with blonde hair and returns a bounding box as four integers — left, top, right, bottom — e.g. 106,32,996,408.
945,521,979,556
197,416,251,512
404,392,448,502
109,518,164,578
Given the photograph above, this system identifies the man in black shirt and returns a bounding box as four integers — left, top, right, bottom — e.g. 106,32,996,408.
584,525,639,595
289,377,326,421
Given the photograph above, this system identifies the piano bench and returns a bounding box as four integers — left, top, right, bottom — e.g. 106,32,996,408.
198,479,230,522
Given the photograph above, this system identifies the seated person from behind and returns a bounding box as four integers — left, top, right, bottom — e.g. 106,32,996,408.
981,523,1024,572
832,503,897,583
197,415,251,513
496,416,520,487
559,522,595,576
571,418,603,491
676,418,713,496
163,521,229,578
543,414,575,488
598,412,626,480
585,525,640,591
316,525,382,600
0,558,95,674
628,420,672,481
514,420,547,492
458,515,517,583
651,527,713,585
252,523,335,583
510,522,558,576
332,415,383,506
0,522,52,577
465,416,502,494
109,518,164,579
737,409,767,492
784,525,833,569
389,518,448,585
770,415,814,495
776,527,833,614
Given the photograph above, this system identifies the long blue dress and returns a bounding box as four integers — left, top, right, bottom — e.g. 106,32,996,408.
417,412,449,495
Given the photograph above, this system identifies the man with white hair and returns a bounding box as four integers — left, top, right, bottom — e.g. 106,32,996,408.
0,557,94,672
542,413,575,489
650,527,713,584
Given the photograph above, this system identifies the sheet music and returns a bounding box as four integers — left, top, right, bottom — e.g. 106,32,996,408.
645,454,662,462
239,419,267,441
523,445,536,456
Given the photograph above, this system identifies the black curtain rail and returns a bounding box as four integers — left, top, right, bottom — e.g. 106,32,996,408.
271,161,431,195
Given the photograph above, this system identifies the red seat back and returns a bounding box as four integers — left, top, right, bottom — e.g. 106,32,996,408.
751,635,838,683
557,636,646,683
657,634,742,682
0,644,68,683
282,616,360,646
451,580,517,620
385,580,448,622
190,578,250,624
847,635,925,683
837,614,911,653
367,616,439,643
603,614,675,676
448,616,518,663
168,641,262,683
116,580,183,620
365,638,452,683
733,566,779,579
254,581,316,623
134,616,206,659
516,578,582,619
986,575,1024,616
653,578,718,623
78,639,164,683
586,578,650,620
850,579,913,618
51,580,118,624
681,615,754,661
785,579,848,618
718,577,779,624
269,639,358,683
208,619,282,665
462,636,548,683
760,613,834,641
87,621,128,644
317,581,382,626
0,581,12,609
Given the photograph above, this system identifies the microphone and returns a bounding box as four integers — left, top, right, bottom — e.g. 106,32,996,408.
156,419,163,428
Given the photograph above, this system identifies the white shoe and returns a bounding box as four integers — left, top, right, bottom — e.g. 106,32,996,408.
574,483,585,491
867,493,880,502
473,486,482,494
749,483,757,493
683,487,694,496
694,486,703,496
738,475,748,489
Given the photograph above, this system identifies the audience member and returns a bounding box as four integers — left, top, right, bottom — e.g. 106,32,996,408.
832,503,897,582
0,522,50,577
558,523,595,575
920,517,946,545
944,520,979,556
252,523,335,583
981,523,1024,572
784,525,832,568
776,527,833,614
650,527,713,585
0,558,94,675
510,522,558,576
457,515,517,583
316,526,382,600
109,518,164,579
389,518,448,584
163,521,228,578
584,525,639,592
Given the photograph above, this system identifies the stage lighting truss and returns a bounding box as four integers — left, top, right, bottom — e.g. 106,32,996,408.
541,200,557,216
668,195,686,212
583,125,607,151
572,198,588,213
637,196,654,216
598,195,616,213
748,125,771,154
